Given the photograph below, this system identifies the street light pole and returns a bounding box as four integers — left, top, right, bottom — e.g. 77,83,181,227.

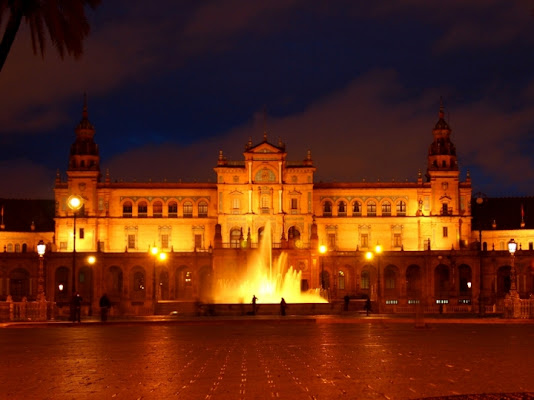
508,239,518,293
375,244,382,314
507,238,520,318
151,246,167,302
67,195,83,294
319,245,327,291
37,240,46,301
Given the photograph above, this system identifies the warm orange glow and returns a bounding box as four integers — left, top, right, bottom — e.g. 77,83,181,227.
67,195,83,210
319,244,327,254
87,255,96,264
151,246,158,255
375,244,382,254
159,252,167,261
365,251,374,260
213,222,326,304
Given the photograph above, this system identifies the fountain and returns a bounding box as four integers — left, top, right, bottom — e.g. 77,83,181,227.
212,222,327,304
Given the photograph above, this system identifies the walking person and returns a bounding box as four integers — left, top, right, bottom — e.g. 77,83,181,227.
99,293,111,322
364,298,372,316
251,295,258,315
71,292,83,323
280,297,287,316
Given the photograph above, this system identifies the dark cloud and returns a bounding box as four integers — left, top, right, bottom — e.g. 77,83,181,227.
1,1,534,198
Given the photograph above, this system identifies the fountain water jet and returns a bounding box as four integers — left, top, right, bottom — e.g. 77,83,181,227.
212,222,327,304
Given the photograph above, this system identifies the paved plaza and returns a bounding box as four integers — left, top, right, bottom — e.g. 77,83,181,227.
1,317,534,400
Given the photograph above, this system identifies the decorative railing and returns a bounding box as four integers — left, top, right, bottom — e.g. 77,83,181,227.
0,300,55,322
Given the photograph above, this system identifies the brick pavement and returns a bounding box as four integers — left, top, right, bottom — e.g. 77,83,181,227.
1,317,534,399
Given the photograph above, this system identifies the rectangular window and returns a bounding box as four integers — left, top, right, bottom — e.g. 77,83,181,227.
161,234,169,249
98,197,104,211
98,241,105,251
361,234,369,248
60,241,67,250
79,228,85,239
328,233,336,249
128,234,136,249
443,227,448,238
393,233,402,248
195,234,202,250
291,198,298,210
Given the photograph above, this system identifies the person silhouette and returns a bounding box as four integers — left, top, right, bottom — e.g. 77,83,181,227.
251,295,258,315
280,297,287,316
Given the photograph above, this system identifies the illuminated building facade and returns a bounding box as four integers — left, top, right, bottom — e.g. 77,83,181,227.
1,101,533,317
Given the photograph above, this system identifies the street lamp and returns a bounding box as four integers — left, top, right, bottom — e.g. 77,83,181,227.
508,238,518,293
319,244,327,290
364,245,382,312
67,195,83,294
151,246,167,301
375,244,382,313
37,240,46,301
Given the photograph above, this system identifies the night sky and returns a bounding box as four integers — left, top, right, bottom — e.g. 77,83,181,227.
1,1,534,199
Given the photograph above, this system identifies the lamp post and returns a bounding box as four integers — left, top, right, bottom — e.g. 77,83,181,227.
319,244,327,291
508,239,518,293
67,195,83,294
37,240,46,301
507,238,520,318
151,246,167,301
375,244,382,313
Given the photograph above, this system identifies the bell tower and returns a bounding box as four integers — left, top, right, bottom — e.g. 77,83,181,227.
66,95,101,216
426,100,461,217
427,100,457,176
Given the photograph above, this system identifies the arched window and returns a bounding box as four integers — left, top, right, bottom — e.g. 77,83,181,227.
131,268,146,300
168,201,178,217
183,201,193,218
384,267,396,289
122,201,133,217
138,201,148,217
230,228,241,248
153,201,163,217
338,270,345,290
396,200,407,216
338,201,347,216
288,226,300,240
352,201,362,216
107,266,123,302
323,201,332,217
361,270,370,289
367,201,376,216
198,201,208,218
